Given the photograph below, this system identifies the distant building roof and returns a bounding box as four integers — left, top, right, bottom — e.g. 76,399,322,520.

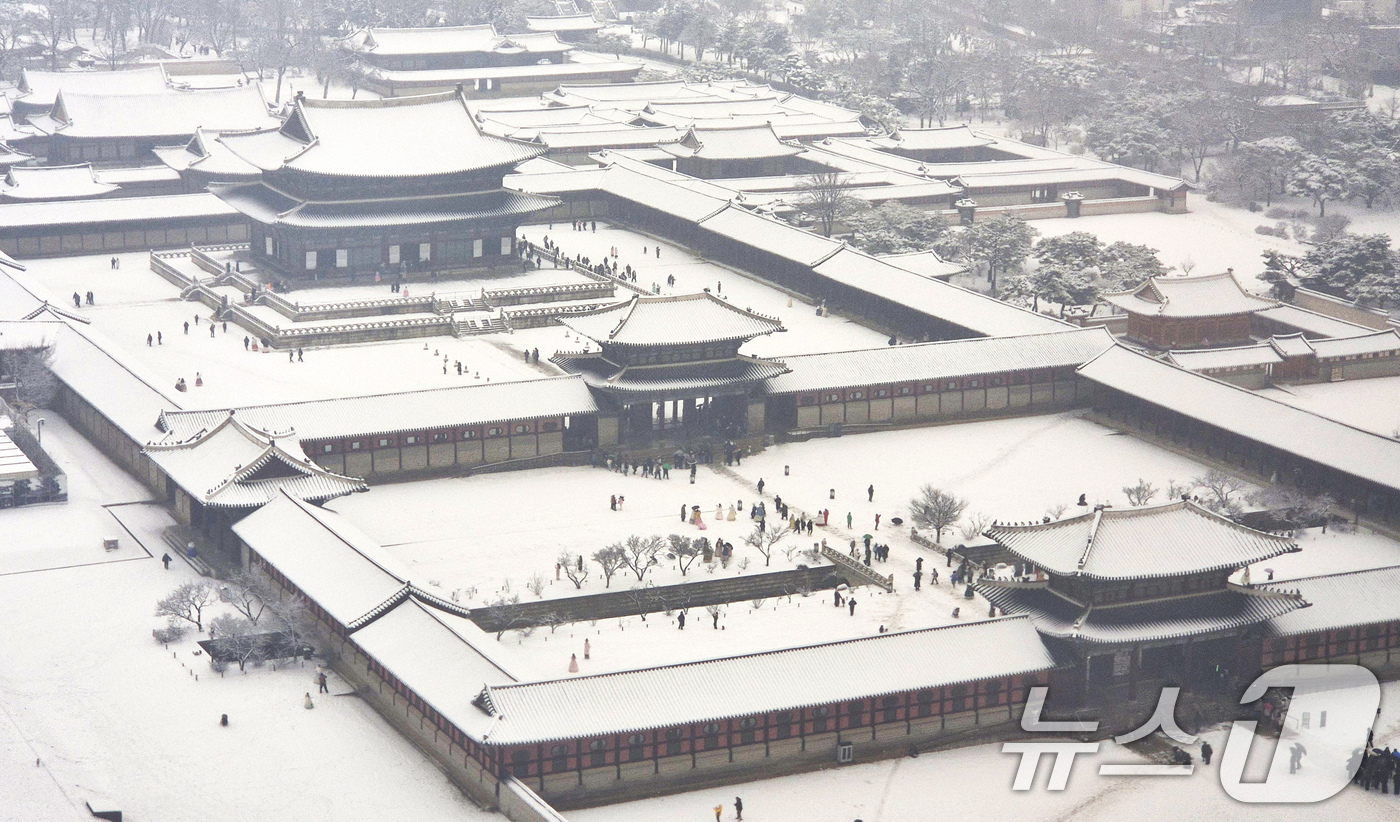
0,191,237,232
0,163,118,201
1254,304,1381,339
474,616,1055,745
661,124,801,161
1078,344,1400,494
985,500,1297,580
1310,329,1400,359
153,127,262,180
766,327,1115,395
349,59,644,88
525,13,604,32
156,374,600,443
31,85,278,140
556,292,783,348
218,90,545,180
555,352,789,398
1261,565,1400,637
15,66,169,109
1104,272,1276,319
1267,332,1316,358
697,204,842,267
868,126,996,152
980,584,1305,645
144,414,366,508
214,184,557,230
1165,344,1283,372
341,25,572,57
877,250,966,280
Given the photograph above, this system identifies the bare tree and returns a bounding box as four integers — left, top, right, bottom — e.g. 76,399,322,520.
225,569,269,624
1192,469,1248,516
958,511,993,541
592,545,627,588
667,534,702,577
558,551,590,589
1122,479,1159,507
1165,478,1190,501
526,572,546,598
155,581,215,631
619,535,665,582
485,594,527,641
794,172,864,237
209,613,260,670
5,346,57,415
749,597,768,610
743,522,791,567
910,485,967,544
1044,503,1069,521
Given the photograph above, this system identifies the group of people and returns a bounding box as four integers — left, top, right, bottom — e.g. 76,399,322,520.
1356,746,1400,792
71,291,95,307
605,455,672,479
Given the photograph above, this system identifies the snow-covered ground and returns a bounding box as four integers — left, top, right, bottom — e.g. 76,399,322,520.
571,684,1400,822
1259,376,1400,439
0,414,153,576
516,223,891,358
0,409,496,822
1034,196,1307,290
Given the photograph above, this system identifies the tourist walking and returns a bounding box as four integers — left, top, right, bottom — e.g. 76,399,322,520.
848,597,857,616
734,797,743,820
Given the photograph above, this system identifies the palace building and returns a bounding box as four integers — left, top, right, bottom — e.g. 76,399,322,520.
212,89,559,280
551,293,788,445
1103,271,1276,349
977,501,1304,708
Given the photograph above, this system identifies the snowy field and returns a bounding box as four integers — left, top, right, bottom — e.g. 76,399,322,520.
321,412,1400,682
516,223,892,358
0,411,496,822
1259,376,1400,439
3,258,549,407
572,685,1400,822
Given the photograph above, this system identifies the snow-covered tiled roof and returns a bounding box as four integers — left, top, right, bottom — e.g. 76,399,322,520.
697,205,843,267
661,124,801,161
868,125,995,152
812,247,1072,338
0,163,118,201
556,293,783,347
1078,344,1400,493
1253,304,1378,338
1104,272,1275,318
156,374,599,443
0,192,238,230
342,25,572,57
215,184,557,229
352,600,517,723
232,492,412,627
16,66,169,108
32,86,278,140
980,584,1305,644
766,327,1114,394
555,353,789,396
596,164,730,221
878,250,966,280
1165,344,1282,372
1267,333,1316,358
352,60,643,87
220,91,546,179
1309,329,1400,359
144,415,366,508
1261,565,1400,637
985,501,1297,580
153,127,263,179
475,616,1054,745
525,13,603,32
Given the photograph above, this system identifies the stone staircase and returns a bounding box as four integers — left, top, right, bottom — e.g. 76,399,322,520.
161,527,216,578
453,316,508,336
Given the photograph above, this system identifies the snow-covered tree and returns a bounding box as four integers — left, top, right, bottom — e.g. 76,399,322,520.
743,522,790,567
155,581,216,632
619,535,665,582
961,215,1038,296
1287,154,1349,217
592,545,626,588
558,551,589,589
909,485,967,544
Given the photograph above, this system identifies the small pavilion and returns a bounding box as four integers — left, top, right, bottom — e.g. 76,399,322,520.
976,501,1305,709
550,293,788,445
1103,272,1276,349
143,413,367,557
